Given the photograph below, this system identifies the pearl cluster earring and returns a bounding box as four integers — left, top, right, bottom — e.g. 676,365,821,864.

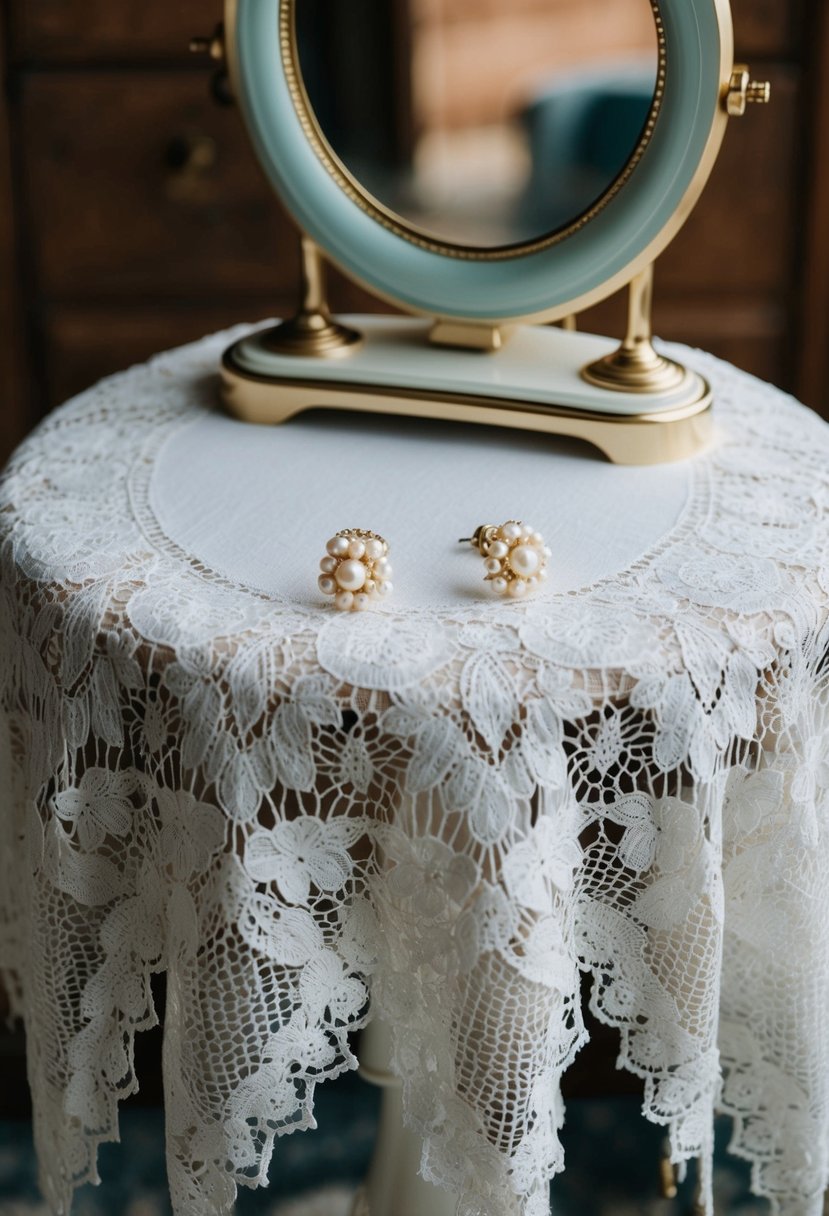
318,529,393,611
462,521,551,598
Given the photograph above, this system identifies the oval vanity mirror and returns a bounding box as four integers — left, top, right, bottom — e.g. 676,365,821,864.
294,0,661,252
216,0,770,465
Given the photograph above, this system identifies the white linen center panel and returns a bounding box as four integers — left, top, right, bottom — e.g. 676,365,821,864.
150,408,691,607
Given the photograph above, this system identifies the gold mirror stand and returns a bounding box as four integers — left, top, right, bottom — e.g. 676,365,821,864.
259,235,363,358
262,237,687,397
581,264,688,393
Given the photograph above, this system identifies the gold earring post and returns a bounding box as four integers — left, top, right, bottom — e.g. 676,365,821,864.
459,525,499,553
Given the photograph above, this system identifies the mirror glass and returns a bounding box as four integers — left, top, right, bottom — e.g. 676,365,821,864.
294,0,660,249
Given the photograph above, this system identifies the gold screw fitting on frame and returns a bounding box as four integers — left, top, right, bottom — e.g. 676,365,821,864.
461,522,551,599
189,25,226,61
319,530,393,611
725,65,772,117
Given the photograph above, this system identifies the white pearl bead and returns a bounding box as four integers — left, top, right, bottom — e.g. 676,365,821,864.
374,557,393,580
365,538,384,561
320,556,337,574
363,579,376,596
491,577,508,595
531,532,544,547
318,575,337,596
485,557,502,575
327,535,350,558
376,580,393,598
489,540,509,559
543,547,552,559
353,593,370,612
348,538,366,560
503,522,522,541
508,544,540,578
335,591,354,611
508,578,527,598
521,523,534,538
538,568,549,582
335,559,367,592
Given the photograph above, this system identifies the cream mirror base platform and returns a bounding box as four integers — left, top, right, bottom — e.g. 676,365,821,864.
213,0,770,466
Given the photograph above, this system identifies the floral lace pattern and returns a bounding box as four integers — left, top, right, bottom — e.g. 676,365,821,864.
2,327,829,1216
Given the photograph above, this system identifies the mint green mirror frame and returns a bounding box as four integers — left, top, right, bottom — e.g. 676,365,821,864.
228,0,733,325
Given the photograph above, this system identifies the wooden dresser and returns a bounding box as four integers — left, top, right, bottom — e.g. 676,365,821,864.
0,0,827,467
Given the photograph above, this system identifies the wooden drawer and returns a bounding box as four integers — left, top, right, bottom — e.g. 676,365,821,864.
10,0,220,63
41,276,387,410
20,72,294,300
43,303,280,409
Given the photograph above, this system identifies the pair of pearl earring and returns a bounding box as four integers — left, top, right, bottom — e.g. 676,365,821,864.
319,521,550,611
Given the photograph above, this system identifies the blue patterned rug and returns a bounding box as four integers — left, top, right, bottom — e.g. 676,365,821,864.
0,1073,766,1215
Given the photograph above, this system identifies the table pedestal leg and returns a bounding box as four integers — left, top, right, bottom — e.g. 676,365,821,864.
353,1020,458,1216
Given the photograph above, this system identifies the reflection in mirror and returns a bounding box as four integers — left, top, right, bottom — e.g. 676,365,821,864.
295,0,659,249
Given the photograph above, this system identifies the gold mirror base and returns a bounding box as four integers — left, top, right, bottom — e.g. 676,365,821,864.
259,314,364,358
220,345,713,466
260,235,364,357
581,341,689,394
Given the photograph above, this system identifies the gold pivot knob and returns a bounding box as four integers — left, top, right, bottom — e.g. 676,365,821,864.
189,23,233,106
726,65,772,116
189,24,225,62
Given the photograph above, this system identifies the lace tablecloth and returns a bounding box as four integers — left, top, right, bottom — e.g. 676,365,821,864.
2,326,829,1216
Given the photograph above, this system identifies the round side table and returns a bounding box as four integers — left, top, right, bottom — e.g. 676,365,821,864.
2,328,829,1216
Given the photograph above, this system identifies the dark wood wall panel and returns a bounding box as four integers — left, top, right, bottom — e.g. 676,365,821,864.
795,0,829,407
10,1,216,63
11,0,804,65
660,68,799,295
0,6,28,457
732,0,801,58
